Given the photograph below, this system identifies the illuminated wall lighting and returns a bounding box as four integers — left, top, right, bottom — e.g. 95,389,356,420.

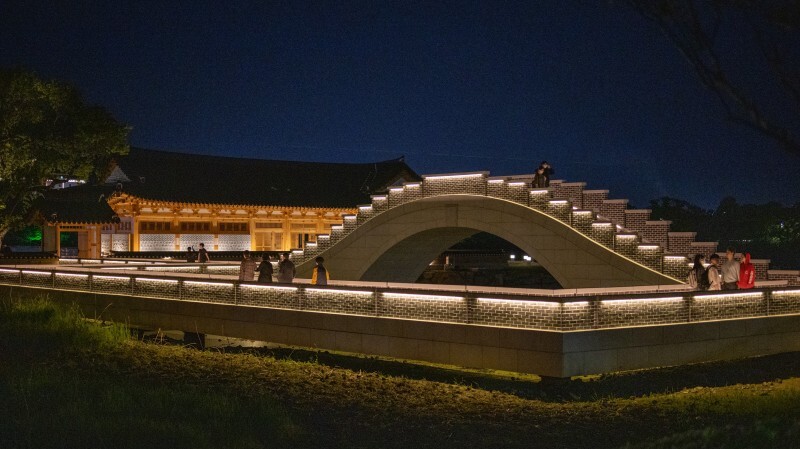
372,195,387,201
507,181,526,186
602,296,683,304
306,288,374,295
694,292,763,299
241,284,298,291
0,268,20,273
772,290,800,296
477,297,560,307
382,292,463,301
137,278,178,283
389,187,404,192
549,200,568,205
184,281,234,288
488,179,505,184
592,222,613,227
638,245,660,250
93,275,130,281
55,273,89,278
423,173,483,180
21,270,50,275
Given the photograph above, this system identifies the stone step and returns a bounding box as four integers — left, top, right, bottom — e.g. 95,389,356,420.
663,255,691,280
600,199,628,227
643,220,671,248
553,182,586,209
689,242,718,259
667,232,697,257
614,232,640,257
370,194,389,213
582,189,609,214
634,244,663,271
546,199,572,224
571,209,595,234
589,220,615,248
623,209,651,234
528,187,554,210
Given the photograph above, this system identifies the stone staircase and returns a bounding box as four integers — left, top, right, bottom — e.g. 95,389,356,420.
289,172,796,285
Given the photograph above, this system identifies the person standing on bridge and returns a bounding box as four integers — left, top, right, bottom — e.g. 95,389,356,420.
721,248,740,291
311,256,329,285
531,166,548,188
197,243,210,263
539,161,554,187
239,250,256,281
707,254,722,291
738,252,756,290
277,252,295,283
256,255,274,283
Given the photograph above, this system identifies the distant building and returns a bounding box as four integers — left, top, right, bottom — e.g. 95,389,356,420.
38,148,419,258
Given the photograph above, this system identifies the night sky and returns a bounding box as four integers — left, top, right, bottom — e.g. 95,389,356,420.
2,1,799,209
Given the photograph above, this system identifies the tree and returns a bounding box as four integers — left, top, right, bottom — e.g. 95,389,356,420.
625,1,800,157
0,68,129,242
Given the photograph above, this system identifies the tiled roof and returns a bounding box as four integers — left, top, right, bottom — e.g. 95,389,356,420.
109,148,421,208
38,185,117,224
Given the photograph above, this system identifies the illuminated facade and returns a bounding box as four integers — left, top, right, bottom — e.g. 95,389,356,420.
39,148,419,257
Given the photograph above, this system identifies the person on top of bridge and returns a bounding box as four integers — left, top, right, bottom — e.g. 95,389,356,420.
277,252,295,283
537,161,554,187
311,256,330,285
239,250,256,281
532,166,548,188
256,255,274,283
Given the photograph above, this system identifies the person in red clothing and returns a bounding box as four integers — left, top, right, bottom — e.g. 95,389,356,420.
738,252,756,289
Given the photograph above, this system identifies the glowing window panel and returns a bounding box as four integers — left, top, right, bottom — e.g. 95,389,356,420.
306,288,373,295
382,292,463,301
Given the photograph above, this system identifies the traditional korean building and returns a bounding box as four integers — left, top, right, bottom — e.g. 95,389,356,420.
38,148,420,257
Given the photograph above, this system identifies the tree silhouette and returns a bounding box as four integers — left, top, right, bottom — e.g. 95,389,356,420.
626,1,800,156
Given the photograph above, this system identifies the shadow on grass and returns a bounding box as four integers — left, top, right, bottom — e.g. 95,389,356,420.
205,343,800,402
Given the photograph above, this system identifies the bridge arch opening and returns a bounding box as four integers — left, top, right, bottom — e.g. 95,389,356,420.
415,232,562,288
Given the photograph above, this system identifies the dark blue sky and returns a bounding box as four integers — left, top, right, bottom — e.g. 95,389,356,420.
2,1,798,209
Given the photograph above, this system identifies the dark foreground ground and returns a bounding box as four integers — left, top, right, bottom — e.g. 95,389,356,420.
1,294,799,449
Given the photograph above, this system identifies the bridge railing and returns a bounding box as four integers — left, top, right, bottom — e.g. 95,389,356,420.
2,265,798,332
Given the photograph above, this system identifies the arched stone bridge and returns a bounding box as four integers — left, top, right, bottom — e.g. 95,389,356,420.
291,172,727,288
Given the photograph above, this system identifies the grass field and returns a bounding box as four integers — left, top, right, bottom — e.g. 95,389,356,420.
1,294,800,448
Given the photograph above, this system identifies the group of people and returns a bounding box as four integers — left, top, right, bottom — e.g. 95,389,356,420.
238,251,329,285
185,243,328,285
531,161,554,188
688,248,756,291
